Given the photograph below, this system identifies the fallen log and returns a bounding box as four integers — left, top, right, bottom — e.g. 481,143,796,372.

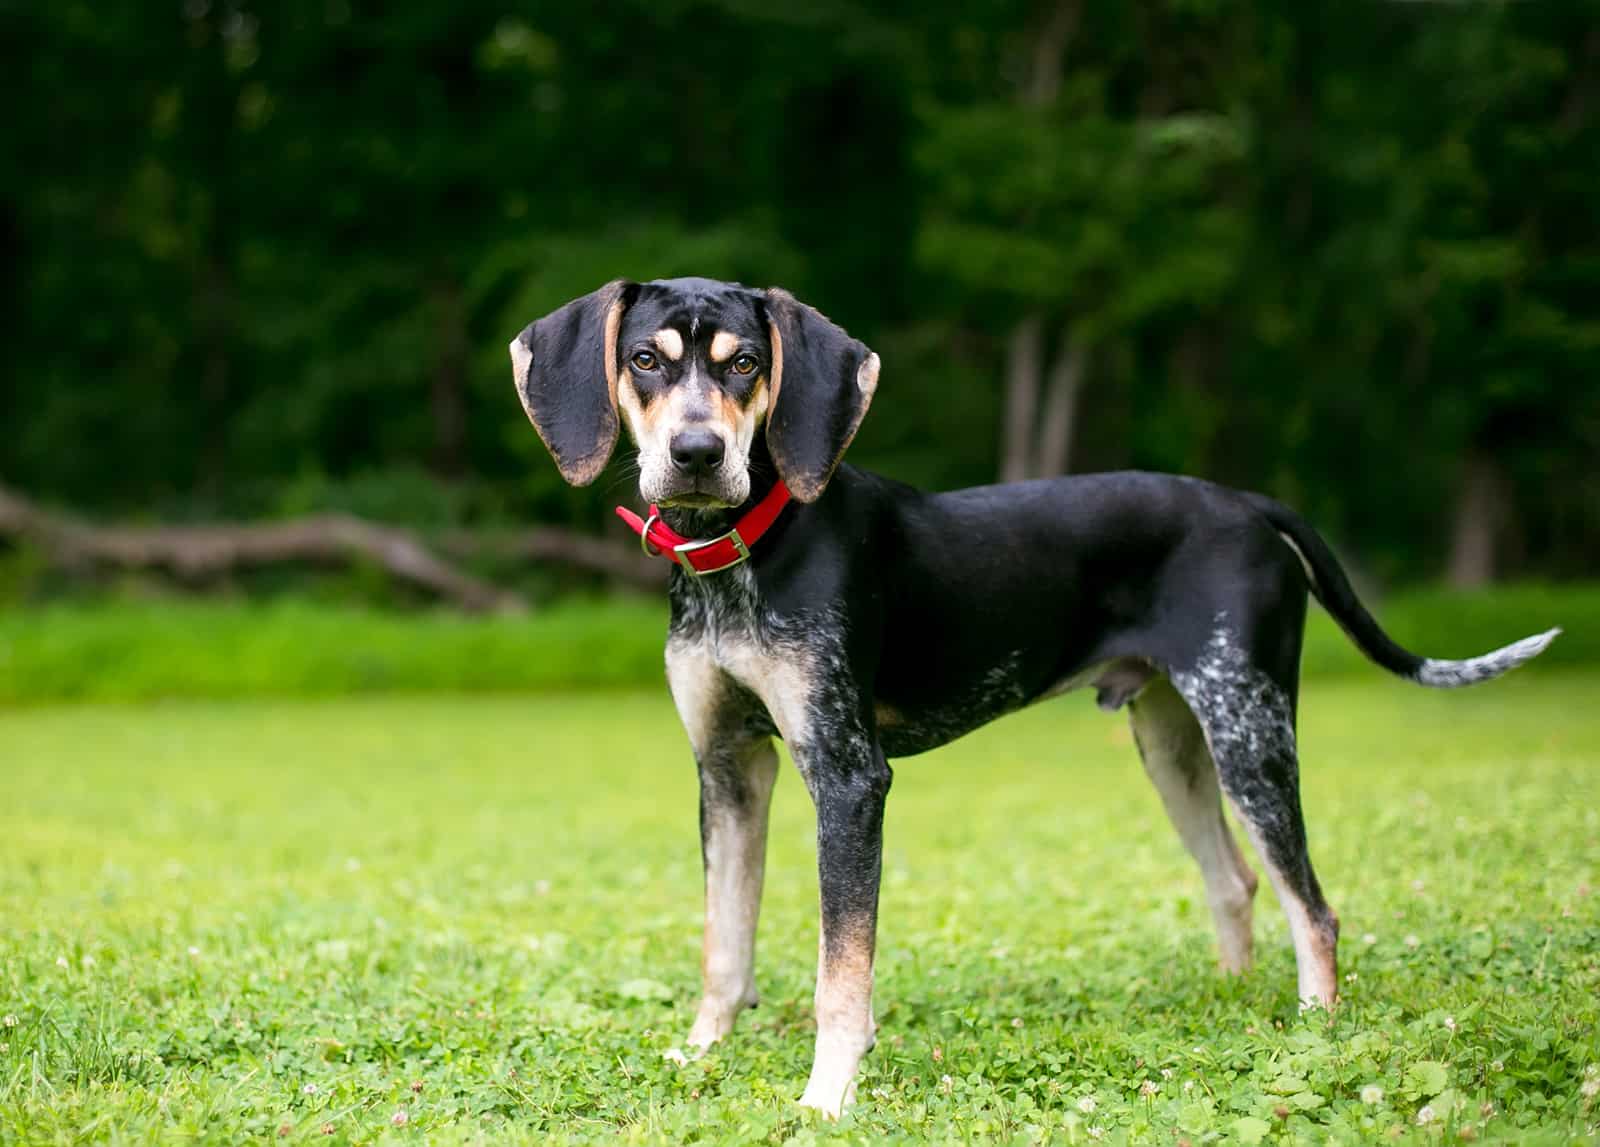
437,528,665,589
0,481,547,612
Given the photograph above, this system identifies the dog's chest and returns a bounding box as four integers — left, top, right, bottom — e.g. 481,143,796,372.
668,567,767,666
666,569,832,744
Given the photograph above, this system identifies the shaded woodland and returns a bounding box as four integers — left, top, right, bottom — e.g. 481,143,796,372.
4,1,1596,600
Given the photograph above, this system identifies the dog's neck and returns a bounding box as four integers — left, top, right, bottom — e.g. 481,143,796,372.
659,437,782,539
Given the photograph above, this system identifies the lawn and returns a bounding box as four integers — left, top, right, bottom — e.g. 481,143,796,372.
2,672,1596,1144
1,583,1595,703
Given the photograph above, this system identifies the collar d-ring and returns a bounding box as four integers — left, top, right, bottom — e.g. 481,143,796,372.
639,512,663,557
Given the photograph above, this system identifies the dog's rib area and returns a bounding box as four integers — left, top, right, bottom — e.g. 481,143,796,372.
875,656,1156,757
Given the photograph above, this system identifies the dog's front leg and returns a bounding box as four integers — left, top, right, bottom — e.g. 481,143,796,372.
793,725,893,1118
686,735,779,1049
667,641,779,1054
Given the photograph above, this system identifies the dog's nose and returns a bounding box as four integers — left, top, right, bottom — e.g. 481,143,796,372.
669,429,725,476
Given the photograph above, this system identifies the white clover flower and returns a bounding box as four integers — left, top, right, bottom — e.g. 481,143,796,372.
1140,1080,1159,1097
1087,1126,1105,1140
1404,935,1420,949
2,1015,16,1028
1417,1105,1437,1125
1444,1016,1457,1031
1581,1077,1600,1099
1361,1085,1384,1105
1077,1095,1098,1113
303,1083,318,1095
1183,1080,1195,1094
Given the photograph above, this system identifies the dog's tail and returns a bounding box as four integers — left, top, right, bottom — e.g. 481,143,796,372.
1243,493,1560,687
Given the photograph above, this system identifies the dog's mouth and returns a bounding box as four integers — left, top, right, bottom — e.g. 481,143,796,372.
649,470,745,510
656,490,733,509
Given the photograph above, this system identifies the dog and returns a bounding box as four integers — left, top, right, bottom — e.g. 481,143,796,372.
509,277,1559,1117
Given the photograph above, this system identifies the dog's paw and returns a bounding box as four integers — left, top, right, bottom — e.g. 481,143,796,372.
685,994,751,1050
797,1076,857,1120
662,1047,693,1067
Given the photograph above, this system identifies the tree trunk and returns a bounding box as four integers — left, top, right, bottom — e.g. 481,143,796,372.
995,0,1082,484
1027,0,1081,105
1446,453,1506,588
1035,335,1088,478
1000,314,1044,483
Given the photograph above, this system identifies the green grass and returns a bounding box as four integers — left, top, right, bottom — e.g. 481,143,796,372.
0,598,670,703
2,672,1597,1143
0,583,1594,703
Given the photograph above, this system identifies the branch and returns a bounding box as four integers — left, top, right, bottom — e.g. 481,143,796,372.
438,528,666,589
0,481,532,613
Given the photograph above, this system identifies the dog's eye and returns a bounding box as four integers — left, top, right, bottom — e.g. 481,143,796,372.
631,350,658,372
731,353,758,376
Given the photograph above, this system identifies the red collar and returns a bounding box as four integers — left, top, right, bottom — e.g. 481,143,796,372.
615,481,792,577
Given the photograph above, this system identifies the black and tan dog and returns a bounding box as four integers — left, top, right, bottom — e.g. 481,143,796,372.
509,277,1558,1116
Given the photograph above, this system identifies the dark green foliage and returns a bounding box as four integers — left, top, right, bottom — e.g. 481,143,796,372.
2,1,1596,581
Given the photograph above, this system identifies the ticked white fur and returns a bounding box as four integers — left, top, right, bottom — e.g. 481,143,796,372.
665,617,813,751
664,606,875,1118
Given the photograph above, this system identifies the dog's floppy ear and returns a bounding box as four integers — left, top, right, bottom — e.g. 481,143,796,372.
762,288,880,502
509,280,637,486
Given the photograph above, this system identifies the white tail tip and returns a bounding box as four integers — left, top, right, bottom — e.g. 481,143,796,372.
1414,627,1562,689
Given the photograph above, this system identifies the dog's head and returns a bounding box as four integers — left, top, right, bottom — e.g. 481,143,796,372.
509,277,878,507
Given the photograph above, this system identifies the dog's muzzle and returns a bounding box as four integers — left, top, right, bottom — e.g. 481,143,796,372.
669,429,726,478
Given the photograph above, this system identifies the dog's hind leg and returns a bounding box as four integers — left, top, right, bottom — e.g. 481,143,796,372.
1170,621,1340,1008
1129,677,1259,973
667,644,780,1051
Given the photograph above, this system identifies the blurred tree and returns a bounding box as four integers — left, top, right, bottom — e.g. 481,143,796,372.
1,0,1595,588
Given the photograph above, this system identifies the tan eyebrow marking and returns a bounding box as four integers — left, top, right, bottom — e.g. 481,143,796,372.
653,328,685,361
709,330,740,363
